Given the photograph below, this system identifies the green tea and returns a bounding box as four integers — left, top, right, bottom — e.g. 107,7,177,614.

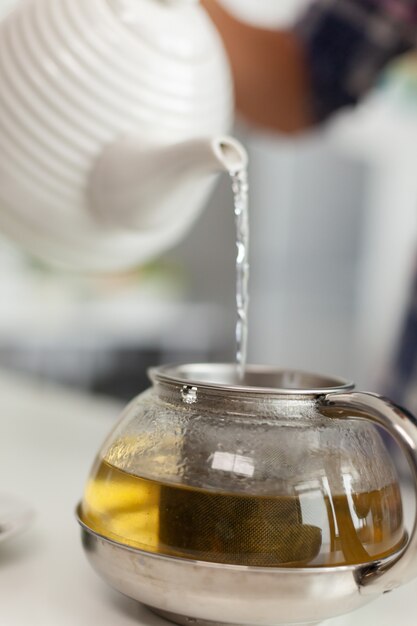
81,458,405,567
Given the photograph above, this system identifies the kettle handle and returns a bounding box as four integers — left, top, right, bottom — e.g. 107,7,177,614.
323,392,417,595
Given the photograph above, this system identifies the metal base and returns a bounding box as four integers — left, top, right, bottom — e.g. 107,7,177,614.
78,514,385,626
150,607,321,626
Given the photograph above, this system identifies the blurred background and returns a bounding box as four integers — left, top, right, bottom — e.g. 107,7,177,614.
1,0,417,401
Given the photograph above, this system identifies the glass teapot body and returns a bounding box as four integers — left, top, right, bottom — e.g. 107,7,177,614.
81,365,405,569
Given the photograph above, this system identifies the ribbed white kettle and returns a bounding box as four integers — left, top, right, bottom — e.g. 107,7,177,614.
0,0,247,270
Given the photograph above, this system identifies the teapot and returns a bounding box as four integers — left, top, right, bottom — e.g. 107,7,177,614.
78,364,417,626
0,0,247,271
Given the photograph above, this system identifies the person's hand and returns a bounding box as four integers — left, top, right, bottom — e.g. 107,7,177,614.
201,1,313,134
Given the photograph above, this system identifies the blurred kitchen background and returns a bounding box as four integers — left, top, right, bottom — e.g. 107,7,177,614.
1,0,417,401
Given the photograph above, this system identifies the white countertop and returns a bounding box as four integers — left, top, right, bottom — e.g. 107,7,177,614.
0,370,416,626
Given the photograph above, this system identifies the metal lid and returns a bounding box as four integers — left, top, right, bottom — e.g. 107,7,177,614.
150,364,354,396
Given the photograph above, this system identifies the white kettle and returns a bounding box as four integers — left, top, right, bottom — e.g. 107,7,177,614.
0,0,247,271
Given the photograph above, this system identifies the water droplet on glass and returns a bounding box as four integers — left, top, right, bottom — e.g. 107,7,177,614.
181,386,198,405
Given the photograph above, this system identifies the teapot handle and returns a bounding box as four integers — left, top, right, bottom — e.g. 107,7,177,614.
323,391,417,595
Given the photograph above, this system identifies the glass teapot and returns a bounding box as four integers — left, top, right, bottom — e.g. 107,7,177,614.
78,364,417,626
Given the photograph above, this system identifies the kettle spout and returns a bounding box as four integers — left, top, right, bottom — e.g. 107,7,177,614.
183,135,249,175
89,136,248,232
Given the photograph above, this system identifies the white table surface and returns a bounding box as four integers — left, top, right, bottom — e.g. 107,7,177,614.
0,370,417,626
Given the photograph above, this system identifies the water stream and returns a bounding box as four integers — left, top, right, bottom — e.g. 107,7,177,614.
230,167,249,379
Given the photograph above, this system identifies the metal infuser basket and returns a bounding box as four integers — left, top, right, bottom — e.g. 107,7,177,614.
77,364,417,626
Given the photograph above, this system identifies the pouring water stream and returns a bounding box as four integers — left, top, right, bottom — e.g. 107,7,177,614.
209,138,249,379
231,167,249,379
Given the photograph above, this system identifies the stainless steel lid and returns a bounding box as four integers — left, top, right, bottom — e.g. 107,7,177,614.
150,363,354,396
